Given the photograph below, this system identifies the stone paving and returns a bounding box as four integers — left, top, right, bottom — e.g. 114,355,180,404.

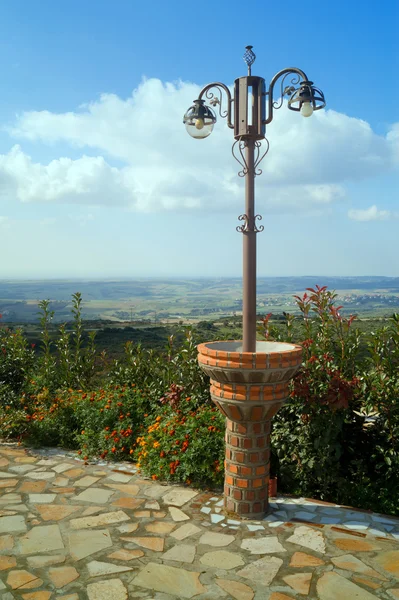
0,444,399,599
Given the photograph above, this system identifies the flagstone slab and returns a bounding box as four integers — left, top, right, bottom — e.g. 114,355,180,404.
317,571,380,600
0,555,17,570
63,468,85,478
0,515,26,533
169,506,190,522
111,496,144,510
352,576,382,590
9,465,38,474
106,473,132,482
145,521,176,534
289,551,325,567
107,549,144,561
135,510,153,519
21,592,52,600
48,565,80,587
52,476,71,485
0,493,21,504
241,536,286,554
87,560,133,577
28,494,57,503
6,503,29,512
74,487,114,503
171,523,202,540
162,543,196,563
34,504,80,522
0,534,14,551
0,448,26,456
117,522,138,533
19,481,47,493
0,471,20,478
144,500,160,510
19,524,64,554
26,472,55,480
0,458,9,467
68,528,112,560
75,476,100,487
0,479,18,488
216,578,254,600
6,569,43,589
162,488,198,507
237,556,283,586
69,510,130,529
81,506,105,516
104,483,140,496
129,536,164,551
388,589,399,599
268,592,294,600
143,483,173,499
133,562,206,598
52,463,74,474
287,525,326,554
332,554,388,580
373,550,399,577
15,457,37,464
200,550,244,569
283,573,312,595
87,578,128,600
27,554,66,568
332,537,382,552
199,531,235,547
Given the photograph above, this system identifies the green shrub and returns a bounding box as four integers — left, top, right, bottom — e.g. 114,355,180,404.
135,403,225,487
0,324,35,403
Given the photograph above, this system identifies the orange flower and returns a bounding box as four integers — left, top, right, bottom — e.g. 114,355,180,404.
151,474,158,480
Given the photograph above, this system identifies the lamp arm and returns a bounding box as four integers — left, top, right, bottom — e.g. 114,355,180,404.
264,67,309,124
198,83,234,129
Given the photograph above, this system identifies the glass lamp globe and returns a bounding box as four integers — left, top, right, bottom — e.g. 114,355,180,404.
300,101,314,117
183,100,216,139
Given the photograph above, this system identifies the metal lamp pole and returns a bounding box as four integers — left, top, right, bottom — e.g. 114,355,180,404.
184,46,325,351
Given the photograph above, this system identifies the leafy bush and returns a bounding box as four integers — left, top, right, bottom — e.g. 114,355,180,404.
1,289,399,514
269,287,399,514
0,322,35,403
135,402,225,487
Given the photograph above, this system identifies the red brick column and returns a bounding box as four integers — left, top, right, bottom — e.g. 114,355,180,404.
197,341,303,520
224,419,271,518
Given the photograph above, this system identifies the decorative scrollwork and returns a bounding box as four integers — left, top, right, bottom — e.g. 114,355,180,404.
232,139,249,177
232,137,270,177
272,72,302,110
205,87,229,119
254,138,270,176
264,67,308,125
199,82,234,129
236,214,264,233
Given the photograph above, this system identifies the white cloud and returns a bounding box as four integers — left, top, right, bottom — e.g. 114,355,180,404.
348,205,391,221
0,78,398,214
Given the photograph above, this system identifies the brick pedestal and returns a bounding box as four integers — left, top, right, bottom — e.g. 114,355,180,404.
224,419,271,517
198,340,303,520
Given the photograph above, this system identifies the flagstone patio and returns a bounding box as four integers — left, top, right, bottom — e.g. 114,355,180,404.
0,443,398,599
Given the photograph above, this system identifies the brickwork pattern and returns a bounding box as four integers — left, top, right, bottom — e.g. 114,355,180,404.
197,341,303,520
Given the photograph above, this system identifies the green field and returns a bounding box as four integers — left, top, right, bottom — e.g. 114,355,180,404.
1,276,399,324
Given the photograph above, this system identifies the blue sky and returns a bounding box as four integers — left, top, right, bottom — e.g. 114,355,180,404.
0,0,398,279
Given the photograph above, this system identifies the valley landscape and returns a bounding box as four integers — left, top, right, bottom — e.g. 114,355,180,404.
1,275,399,324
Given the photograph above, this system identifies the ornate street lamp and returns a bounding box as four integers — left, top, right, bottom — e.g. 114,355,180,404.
184,47,326,519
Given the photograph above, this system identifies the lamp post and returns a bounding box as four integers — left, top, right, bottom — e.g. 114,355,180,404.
184,46,325,351
184,47,326,518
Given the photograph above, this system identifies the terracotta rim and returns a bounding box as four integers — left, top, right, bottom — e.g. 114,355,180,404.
198,340,303,358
